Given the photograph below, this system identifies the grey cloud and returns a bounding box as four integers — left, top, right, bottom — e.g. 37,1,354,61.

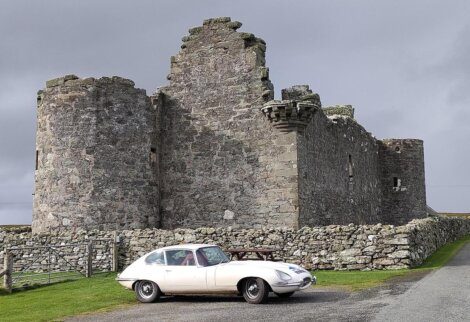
1,0,469,224
433,25,470,107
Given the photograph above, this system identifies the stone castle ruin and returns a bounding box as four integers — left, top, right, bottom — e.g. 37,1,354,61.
32,17,426,234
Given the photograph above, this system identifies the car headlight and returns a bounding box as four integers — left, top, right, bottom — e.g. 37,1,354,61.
275,270,292,281
289,266,306,274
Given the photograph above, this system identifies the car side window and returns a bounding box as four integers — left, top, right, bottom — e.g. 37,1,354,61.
165,250,195,266
145,251,165,265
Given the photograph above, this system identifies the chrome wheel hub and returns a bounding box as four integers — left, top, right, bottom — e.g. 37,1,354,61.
246,280,260,299
139,282,154,298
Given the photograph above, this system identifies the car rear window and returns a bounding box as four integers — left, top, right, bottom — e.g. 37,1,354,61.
145,251,165,265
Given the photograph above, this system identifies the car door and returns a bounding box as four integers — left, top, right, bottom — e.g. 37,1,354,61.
163,249,207,292
142,250,167,287
196,246,235,292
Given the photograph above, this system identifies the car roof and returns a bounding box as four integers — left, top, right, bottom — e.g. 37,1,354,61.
159,244,218,251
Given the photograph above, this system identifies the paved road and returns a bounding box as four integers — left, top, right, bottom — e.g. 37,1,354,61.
69,243,470,322
373,242,470,322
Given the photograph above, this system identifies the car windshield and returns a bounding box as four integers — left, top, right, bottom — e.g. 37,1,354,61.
196,246,230,267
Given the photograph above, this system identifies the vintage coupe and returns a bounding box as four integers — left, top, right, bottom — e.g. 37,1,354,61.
117,244,315,304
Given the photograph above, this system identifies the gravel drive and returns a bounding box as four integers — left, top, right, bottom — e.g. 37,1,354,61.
373,242,470,322
68,243,470,322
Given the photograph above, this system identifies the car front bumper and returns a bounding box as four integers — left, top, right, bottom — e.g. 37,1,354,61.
271,274,316,293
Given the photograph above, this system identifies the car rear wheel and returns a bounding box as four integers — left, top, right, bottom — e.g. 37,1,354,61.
135,280,161,303
275,291,295,298
242,277,269,304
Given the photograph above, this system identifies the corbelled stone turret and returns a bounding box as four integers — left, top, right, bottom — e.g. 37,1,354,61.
260,100,319,132
260,85,321,132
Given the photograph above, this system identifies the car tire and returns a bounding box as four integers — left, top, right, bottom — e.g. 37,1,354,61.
135,280,161,303
275,291,295,298
242,277,269,304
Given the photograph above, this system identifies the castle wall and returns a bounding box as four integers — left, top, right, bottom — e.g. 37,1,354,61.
30,17,428,231
378,139,427,224
32,75,159,233
298,107,382,226
159,18,300,229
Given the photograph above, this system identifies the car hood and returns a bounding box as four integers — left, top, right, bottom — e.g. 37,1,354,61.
222,260,306,272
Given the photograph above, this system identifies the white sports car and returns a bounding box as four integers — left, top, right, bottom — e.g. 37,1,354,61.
117,244,316,304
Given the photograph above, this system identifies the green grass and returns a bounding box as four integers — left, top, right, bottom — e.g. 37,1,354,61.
440,213,470,219
0,225,31,231
0,235,468,321
0,273,134,322
314,269,410,291
0,225,30,228
314,234,470,290
419,235,470,268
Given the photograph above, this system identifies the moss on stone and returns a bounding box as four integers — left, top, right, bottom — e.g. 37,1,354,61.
203,17,231,25
188,26,203,35
323,105,355,118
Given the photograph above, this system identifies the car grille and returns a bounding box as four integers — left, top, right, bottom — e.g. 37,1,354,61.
300,277,311,287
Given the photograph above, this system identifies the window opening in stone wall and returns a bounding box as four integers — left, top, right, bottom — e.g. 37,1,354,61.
393,177,402,191
35,150,39,170
150,147,157,163
395,146,400,152
348,154,353,181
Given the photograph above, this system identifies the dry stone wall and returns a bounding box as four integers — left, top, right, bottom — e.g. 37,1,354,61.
2,217,468,273
0,227,114,273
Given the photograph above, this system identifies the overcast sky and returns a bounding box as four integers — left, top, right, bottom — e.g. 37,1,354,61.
1,0,469,224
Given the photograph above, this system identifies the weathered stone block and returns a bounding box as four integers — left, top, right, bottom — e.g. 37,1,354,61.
388,250,410,259
340,248,362,257
385,238,409,245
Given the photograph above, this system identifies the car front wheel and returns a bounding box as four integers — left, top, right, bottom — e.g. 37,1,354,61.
242,277,269,304
135,280,161,303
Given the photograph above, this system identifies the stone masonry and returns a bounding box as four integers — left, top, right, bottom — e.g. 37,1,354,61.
32,17,427,233
2,217,469,272
33,76,159,232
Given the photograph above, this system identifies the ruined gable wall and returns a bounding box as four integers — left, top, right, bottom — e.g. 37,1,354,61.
33,76,159,233
298,109,382,226
159,18,300,229
379,139,427,224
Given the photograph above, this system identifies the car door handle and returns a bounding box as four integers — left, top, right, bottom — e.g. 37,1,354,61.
165,269,172,272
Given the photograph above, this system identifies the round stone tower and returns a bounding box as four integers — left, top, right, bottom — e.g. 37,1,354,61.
32,75,159,233
378,139,427,224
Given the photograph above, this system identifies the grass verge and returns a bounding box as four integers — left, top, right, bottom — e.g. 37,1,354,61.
314,269,410,291
440,213,470,219
0,273,134,322
314,234,470,290
418,234,470,268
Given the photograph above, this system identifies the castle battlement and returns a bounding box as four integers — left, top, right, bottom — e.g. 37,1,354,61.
32,17,427,234
260,100,319,132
